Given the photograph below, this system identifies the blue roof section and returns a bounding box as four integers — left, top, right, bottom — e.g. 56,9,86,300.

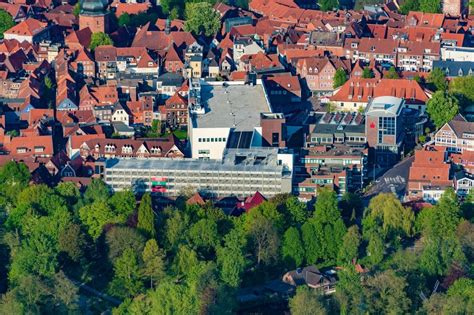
57,98,78,111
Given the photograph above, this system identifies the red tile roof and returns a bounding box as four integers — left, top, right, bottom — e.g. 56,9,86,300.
4,18,47,37
331,78,429,104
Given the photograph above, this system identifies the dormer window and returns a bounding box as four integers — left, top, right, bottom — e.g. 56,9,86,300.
105,144,116,153
122,145,133,154
34,146,44,153
458,69,463,76
150,147,161,154
16,147,27,154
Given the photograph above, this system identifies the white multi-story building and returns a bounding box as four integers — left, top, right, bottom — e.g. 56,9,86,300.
434,115,474,153
104,148,293,198
188,79,273,159
441,46,474,62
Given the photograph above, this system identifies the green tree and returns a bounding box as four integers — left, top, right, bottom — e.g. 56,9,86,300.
319,0,339,11
0,161,30,207
311,188,347,264
216,228,248,287
188,218,219,252
427,67,447,91
419,189,465,276
51,271,79,311
289,286,327,315
43,75,56,109
366,231,384,266
449,75,474,111
282,227,304,268
142,239,165,289
362,66,374,78
106,226,146,263
364,270,411,314
58,223,87,262
73,3,81,17
337,225,361,265
419,0,441,13
118,13,131,27
284,196,308,226
399,0,420,14
108,190,136,222
301,221,319,264
89,32,113,51
79,201,116,240
108,248,144,299
163,208,189,251
137,193,155,238
55,182,81,206
248,216,280,266
84,178,110,203
184,2,221,37
385,66,400,79
335,267,364,315
0,291,24,314
426,91,460,129
0,9,14,39
364,193,414,241
333,68,347,89
173,245,199,276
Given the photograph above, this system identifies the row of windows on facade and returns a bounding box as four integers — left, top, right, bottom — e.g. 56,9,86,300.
17,146,45,153
198,137,227,143
301,158,362,165
310,136,366,143
100,145,162,154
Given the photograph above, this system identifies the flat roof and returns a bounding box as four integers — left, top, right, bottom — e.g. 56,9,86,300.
105,148,290,174
192,81,271,130
365,96,403,116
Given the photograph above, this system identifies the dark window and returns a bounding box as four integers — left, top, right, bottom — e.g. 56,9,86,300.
272,132,279,146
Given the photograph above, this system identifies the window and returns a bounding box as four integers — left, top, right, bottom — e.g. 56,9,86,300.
272,132,279,146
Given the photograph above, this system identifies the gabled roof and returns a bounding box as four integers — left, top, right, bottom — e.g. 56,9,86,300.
4,18,47,37
132,23,196,52
331,78,429,104
66,27,92,48
446,115,474,139
164,44,183,63
186,192,206,206
166,92,187,106
4,135,54,156
82,135,185,158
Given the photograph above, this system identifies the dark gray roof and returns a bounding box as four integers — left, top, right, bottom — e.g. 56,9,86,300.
157,72,184,86
432,60,474,77
447,114,474,139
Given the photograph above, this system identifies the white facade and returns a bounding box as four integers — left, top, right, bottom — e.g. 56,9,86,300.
188,79,273,160
441,46,474,62
190,127,231,159
112,108,130,126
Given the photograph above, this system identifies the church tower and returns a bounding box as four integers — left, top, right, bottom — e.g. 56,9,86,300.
79,0,109,33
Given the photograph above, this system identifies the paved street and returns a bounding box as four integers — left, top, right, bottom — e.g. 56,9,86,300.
364,155,415,199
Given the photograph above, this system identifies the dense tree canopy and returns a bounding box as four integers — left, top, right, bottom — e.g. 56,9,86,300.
426,91,460,129
184,2,221,37
333,68,347,89
0,158,471,314
89,32,114,51
0,9,14,39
